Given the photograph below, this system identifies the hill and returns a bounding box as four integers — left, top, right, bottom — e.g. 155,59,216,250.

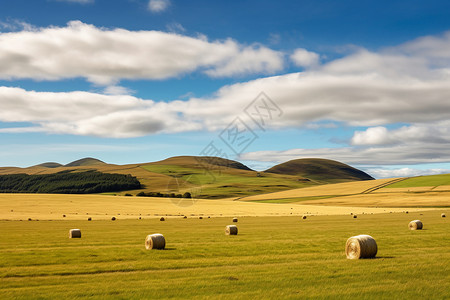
0,156,375,198
154,155,253,171
265,158,374,182
35,162,63,168
64,157,106,167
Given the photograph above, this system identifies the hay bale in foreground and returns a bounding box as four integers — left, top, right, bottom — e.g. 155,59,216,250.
160,217,165,221
409,220,423,230
87,217,92,221
232,218,238,222
199,216,203,219
302,215,307,220
69,229,81,238
345,234,377,259
183,216,187,219
442,213,446,218
353,215,357,219
145,233,165,250
111,216,116,221
225,225,238,235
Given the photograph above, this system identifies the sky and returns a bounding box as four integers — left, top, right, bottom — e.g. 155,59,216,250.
1,0,450,178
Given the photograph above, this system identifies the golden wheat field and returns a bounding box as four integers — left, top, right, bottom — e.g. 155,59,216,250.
0,193,436,221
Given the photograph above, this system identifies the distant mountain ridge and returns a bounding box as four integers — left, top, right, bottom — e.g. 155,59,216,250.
265,158,374,182
35,162,63,168
64,157,106,167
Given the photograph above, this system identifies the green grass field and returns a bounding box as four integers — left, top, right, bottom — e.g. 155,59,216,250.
1,211,449,299
385,174,450,188
141,164,314,198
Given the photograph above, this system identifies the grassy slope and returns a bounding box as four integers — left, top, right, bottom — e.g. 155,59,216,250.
242,176,450,207
1,212,448,299
383,174,450,188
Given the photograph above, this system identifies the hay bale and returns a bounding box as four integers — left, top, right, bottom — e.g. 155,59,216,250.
69,229,81,238
111,216,116,221
302,215,307,220
145,233,165,250
345,234,377,259
62,214,66,218
28,218,32,221
442,213,446,218
87,217,92,221
225,225,238,235
160,217,165,221
199,216,203,219
408,220,423,230
353,215,357,219
232,218,238,222
183,216,187,219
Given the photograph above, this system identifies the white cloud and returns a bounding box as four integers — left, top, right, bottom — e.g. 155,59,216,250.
365,167,450,179
2,30,450,169
204,45,284,77
148,0,170,12
166,22,186,33
290,48,320,67
0,20,36,32
103,85,135,95
351,126,392,145
351,123,450,146
0,21,284,84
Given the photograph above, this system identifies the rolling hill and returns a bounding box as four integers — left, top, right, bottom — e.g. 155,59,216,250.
0,156,375,198
64,157,106,167
35,162,63,168
265,158,374,182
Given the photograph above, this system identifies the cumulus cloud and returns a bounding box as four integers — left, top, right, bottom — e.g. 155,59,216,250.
290,48,320,67
0,86,200,138
2,30,450,169
148,0,170,13
0,21,284,84
351,123,450,146
366,167,450,179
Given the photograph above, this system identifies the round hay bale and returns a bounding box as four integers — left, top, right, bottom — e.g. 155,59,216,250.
28,218,32,221
442,213,446,218
408,220,423,230
302,215,307,220
353,215,357,219
199,216,203,219
145,233,165,250
62,214,66,218
183,216,187,219
345,234,377,259
160,217,165,221
111,216,116,221
139,217,142,220
225,225,238,235
69,229,81,238
232,218,238,222
87,217,92,221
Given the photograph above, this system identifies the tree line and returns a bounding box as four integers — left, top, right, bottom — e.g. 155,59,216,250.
0,170,141,194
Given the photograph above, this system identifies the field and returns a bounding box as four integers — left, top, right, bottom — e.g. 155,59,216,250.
1,211,449,299
241,177,450,207
1,173,450,298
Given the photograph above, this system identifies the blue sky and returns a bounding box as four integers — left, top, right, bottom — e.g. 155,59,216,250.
1,0,450,178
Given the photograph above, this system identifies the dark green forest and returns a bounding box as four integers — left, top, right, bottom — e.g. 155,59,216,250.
0,170,141,194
